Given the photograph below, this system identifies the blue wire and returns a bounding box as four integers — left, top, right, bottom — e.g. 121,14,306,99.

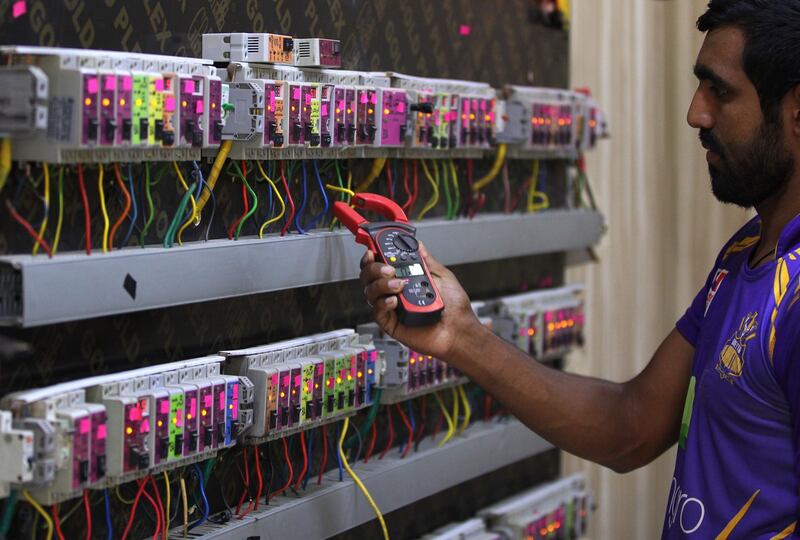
336,423,344,482
294,160,309,234
188,464,210,530
391,160,398,198
121,163,138,247
103,488,113,540
303,430,314,490
307,160,329,230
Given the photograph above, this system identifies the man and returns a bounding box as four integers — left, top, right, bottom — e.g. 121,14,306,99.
360,1,800,538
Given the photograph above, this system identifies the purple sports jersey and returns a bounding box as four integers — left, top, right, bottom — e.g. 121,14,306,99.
668,215,800,539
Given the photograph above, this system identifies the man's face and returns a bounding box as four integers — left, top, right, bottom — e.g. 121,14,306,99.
687,26,794,209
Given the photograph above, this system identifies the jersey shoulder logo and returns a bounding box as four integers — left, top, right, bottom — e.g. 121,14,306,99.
716,312,758,383
705,268,729,316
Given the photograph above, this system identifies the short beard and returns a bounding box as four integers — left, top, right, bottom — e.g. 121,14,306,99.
705,116,794,209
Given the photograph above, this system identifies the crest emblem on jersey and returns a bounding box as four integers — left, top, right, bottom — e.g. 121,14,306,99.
716,312,758,383
705,269,728,316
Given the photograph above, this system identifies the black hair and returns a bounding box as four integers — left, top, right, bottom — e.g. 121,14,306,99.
697,0,800,119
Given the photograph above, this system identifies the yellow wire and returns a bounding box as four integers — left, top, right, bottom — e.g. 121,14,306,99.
338,417,390,540
174,161,198,246
457,385,471,434
354,157,387,193
328,168,357,231
347,168,353,193
256,161,286,238
22,489,53,540
195,139,232,217
115,484,135,505
416,160,440,221
181,477,189,537
163,471,171,540
448,159,460,217
52,166,64,255
449,386,459,441
472,143,507,192
326,183,356,198
98,164,110,253
180,477,188,537
527,160,550,212
32,163,50,255
0,138,11,192
433,391,455,448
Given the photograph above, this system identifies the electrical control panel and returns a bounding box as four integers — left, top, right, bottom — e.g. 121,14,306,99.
488,285,585,361
419,518,504,540
221,329,382,444
293,38,342,68
0,46,218,163
479,474,593,540
0,355,253,502
203,33,294,65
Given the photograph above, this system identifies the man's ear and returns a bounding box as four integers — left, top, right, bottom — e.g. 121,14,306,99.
790,85,800,138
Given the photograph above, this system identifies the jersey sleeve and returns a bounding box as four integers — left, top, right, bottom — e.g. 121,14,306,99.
770,282,800,489
675,275,714,347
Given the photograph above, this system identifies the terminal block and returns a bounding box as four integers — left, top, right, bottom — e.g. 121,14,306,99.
490,285,585,361
0,411,34,499
203,33,294,65
0,65,48,137
293,38,342,68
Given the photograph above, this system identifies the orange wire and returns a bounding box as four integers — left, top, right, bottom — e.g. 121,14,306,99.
147,477,163,539
77,163,92,255
235,447,251,517
109,163,131,250
294,431,308,491
6,199,52,257
269,438,294,499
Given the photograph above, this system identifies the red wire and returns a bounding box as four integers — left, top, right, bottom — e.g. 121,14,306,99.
318,426,328,485
139,480,162,540
236,447,251,517
270,437,293,499
83,490,92,540
294,431,308,491
120,478,152,540
147,477,163,538
279,161,296,237
395,403,413,458
109,163,131,250
252,446,264,511
6,199,53,257
51,504,65,540
228,160,249,239
386,159,394,199
379,407,394,459
77,163,92,255
364,420,377,463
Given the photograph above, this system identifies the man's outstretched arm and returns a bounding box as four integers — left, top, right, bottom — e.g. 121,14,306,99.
361,246,695,473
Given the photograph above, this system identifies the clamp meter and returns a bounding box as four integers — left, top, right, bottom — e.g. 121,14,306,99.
333,193,445,327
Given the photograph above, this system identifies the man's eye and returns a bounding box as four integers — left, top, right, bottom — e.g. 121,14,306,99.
710,85,729,99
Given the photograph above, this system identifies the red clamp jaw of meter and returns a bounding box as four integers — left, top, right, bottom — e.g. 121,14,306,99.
333,193,409,250
333,193,444,327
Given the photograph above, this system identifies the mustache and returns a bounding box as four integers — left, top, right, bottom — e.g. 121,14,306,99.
699,129,722,154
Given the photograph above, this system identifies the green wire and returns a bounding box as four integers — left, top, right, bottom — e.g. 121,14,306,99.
345,388,383,450
437,160,452,220
140,162,154,247
203,457,215,488
164,182,197,248
231,162,258,240
449,160,460,219
0,489,18,537
334,160,346,201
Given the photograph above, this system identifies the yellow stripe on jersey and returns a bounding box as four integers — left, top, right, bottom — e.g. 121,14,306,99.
715,489,760,540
